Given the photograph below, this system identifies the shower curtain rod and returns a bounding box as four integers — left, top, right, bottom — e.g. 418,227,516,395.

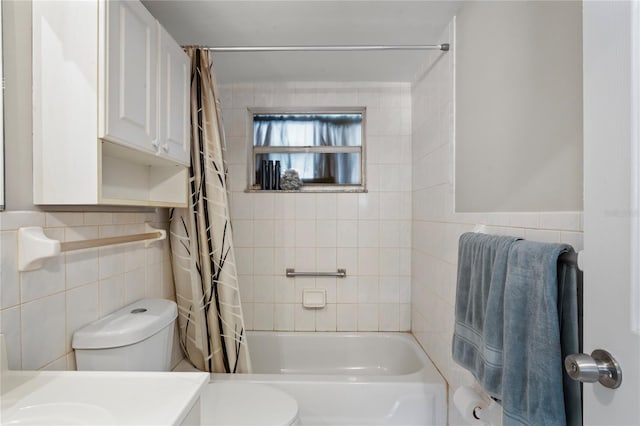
190,43,450,52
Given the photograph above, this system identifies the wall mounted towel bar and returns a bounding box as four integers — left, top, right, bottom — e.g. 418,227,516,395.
473,223,584,271
286,268,347,278
559,251,580,269
18,224,166,272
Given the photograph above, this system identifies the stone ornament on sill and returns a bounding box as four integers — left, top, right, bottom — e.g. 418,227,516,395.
280,169,303,190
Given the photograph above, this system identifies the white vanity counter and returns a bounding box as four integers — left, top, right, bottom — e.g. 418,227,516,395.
1,370,209,425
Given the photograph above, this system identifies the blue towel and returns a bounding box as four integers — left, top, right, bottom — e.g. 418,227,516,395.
452,232,520,398
502,240,581,426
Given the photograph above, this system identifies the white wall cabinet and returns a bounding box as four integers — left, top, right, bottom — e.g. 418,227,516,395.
102,0,158,153
33,0,190,207
157,24,190,165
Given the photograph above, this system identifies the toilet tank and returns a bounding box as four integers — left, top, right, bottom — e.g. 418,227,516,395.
72,299,177,371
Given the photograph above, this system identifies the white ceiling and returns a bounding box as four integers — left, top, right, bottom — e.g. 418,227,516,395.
142,1,462,84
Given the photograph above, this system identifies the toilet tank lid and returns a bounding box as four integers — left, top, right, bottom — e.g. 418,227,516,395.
72,299,178,350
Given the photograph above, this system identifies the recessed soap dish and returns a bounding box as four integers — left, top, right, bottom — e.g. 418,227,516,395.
302,289,326,308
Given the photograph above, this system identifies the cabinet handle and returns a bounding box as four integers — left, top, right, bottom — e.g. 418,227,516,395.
152,140,159,148
162,144,169,153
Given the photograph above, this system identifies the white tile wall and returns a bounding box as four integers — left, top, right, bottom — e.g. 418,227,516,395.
411,21,584,425
0,210,182,371
221,82,412,332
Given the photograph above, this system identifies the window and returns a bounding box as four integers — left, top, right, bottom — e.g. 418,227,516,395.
248,108,366,192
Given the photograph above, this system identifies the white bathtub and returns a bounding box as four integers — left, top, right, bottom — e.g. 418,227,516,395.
212,332,447,425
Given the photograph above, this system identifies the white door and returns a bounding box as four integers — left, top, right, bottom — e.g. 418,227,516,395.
583,1,640,424
158,24,190,166
102,0,157,153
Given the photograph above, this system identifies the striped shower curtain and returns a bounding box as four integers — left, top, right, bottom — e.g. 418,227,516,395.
169,48,251,373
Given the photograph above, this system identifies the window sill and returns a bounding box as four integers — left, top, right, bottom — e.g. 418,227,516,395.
245,187,368,194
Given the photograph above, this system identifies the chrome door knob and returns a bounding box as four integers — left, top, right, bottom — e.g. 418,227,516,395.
565,353,600,382
564,349,622,389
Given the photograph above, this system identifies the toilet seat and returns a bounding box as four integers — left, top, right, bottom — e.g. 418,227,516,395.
203,382,299,426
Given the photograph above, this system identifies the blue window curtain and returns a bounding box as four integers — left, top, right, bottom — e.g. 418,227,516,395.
253,114,362,185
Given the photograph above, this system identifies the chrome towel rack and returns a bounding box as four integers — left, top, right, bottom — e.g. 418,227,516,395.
18,224,166,272
286,268,347,278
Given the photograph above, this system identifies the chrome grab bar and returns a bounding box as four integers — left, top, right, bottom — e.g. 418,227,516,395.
285,268,347,278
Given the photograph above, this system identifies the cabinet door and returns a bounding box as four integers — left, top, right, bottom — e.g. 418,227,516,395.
103,0,157,153
158,25,190,166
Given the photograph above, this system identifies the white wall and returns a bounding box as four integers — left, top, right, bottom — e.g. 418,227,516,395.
0,210,180,370
0,1,182,372
455,1,583,212
2,0,34,210
411,20,584,425
220,82,412,332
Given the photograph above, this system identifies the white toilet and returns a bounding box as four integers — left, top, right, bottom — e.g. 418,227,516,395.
72,298,177,371
72,298,300,425
203,382,300,426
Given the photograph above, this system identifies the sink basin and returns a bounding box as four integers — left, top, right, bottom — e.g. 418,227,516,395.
1,370,209,425
4,403,115,425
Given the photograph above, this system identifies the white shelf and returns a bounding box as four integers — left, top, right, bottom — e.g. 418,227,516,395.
100,142,188,207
